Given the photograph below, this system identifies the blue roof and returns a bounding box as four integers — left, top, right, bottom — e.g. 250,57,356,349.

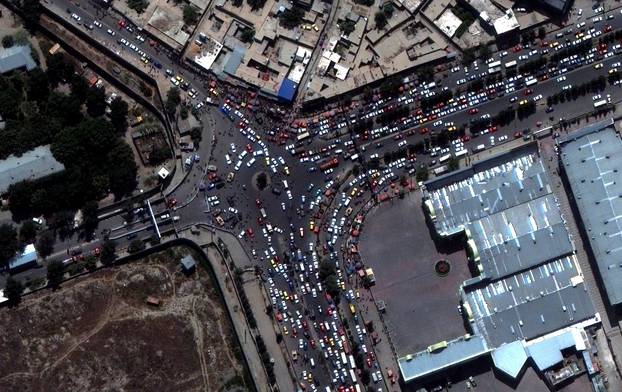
9,244,38,271
181,255,196,270
398,335,490,382
223,47,245,76
0,45,37,74
527,330,579,371
491,341,528,378
277,78,298,102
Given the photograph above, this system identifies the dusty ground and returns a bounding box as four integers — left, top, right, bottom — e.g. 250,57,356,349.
0,246,252,392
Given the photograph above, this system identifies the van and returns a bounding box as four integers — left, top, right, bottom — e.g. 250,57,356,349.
310,358,315,368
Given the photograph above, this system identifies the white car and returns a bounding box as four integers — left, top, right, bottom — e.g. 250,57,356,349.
71,13,81,21
107,29,115,36
93,20,102,28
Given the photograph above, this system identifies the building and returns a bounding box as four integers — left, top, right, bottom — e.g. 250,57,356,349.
0,145,65,195
399,143,599,385
558,119,622,307
180,255,197,273
461,0,520,38
536,0,573,15
8,243,38,273
0,45,37,74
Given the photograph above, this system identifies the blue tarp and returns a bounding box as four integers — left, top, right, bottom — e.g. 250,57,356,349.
277,78,298,102
224,47,245,76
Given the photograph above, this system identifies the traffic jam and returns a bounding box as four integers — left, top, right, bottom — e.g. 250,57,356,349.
200,101,408,391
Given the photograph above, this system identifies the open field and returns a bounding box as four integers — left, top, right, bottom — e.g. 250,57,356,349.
0,246,252,392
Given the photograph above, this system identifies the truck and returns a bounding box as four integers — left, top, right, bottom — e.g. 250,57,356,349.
439,153,452,163
594,99,608,108
320,157,339,171
341,351,348,365
504,60,517,68
525,77,538,86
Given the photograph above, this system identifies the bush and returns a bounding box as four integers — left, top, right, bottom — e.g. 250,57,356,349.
279,8,303,29
374,11,387,29
127,0,148,13
240,28,255,43
183,4,199,26
2,35,14,48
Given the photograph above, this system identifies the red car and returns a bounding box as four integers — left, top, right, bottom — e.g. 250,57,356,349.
246,143,253,153
468,108,478,114
255,198,262,208
246,228,254,237
310,339,316,349
419,127,429,134
524,89,533,95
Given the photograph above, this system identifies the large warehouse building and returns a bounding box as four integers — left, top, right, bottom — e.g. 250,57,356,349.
400,143,600,385
558,119,622,307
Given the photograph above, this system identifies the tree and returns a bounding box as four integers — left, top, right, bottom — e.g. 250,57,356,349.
126,0,148,13
21,0,43,26
183,5,199,25
232,0,243,6
240,28,255,43
318,259,335,281
47,259,65,289
81,200,99,241
19,220,38,244
279,8,303,29
100,239,117,265
5,276,24,306
2,35,14,48
538,27,546,39
447,157,460,172
338,20,356,35
149,144,170,165
383,2,394,18
165,87,181,116
374,12,387,29
85,86,107,117
107,142,138,198
26,68,49,103
478,44,491,59
256,172,268,190
55,210,74,240
139,80,152,97
35,230,55,259
128,239,145,253
46,53,75,87
325,274,341,298
109,97,129,133
0,224,20,269
247,0,266,10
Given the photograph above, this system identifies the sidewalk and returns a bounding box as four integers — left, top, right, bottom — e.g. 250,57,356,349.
179,226,295,392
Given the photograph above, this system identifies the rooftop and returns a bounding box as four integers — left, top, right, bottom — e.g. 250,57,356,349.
0,145,65,195
558,119,622,306
0,45,37,74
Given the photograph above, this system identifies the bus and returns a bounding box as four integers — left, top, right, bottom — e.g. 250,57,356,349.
341,352,348,365
349,369,357,383
488,66,501,75
439,153,452,163
488,60,501,68
504,60,517,68
349,354,356,369
296,131,310,141
434,165,448,176
594,99,608,108
455,149,468,158
525,78,538,86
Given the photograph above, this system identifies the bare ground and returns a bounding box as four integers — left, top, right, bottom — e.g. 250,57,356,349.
0,247,251,392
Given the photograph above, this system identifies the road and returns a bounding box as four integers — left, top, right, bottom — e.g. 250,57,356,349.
5,1,622,391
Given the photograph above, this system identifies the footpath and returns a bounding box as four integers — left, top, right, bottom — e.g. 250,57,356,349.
178,225,296,392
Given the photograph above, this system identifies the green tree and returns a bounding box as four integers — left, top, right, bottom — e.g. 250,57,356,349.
325,274,341,298
318,259,335,281
374,11,387,29
81,200,99,241
279,8,303,29
165,87,181,116
247,0,266,10
128,239,145,253
85,86,107,117
339,20,356,35
26,68,49,103
126,0,148,13
383,2,394,18
232,0,242,6
0,224,21,269
19,220,38,244
100,239,117,265
256,172,268,190
240,28,255,43
447,157,459,172
109,97,129,133
46,259,65,289
70,75,89,103
46,53,75,87
183,4,199,25
35,230,55,259
107,142,138,198
2,35,14,48
478,44,491,59
84,254,97,271
5,276,24,306
149,144,170,165
21,0,43,26
55,210,74,240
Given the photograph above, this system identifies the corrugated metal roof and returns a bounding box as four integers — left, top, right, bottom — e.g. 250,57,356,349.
558,120,622,305
0,145,65,194
0,45,37,74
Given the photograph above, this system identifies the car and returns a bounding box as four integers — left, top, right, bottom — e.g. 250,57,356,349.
468,108,478,114
71,13,81,21
107,29,115,36
93,20,102,28
594,63,604,69
510,96,518,103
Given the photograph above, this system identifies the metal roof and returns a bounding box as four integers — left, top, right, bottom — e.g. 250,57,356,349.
8,243,37,271
558,120,622,305
0,145,65,194
465,256,594,347
398,334,490,382
181,255,196,270
468,194,574,280
0,45,37,74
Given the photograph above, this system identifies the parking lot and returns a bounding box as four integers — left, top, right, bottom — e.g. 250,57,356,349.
358,193,470,355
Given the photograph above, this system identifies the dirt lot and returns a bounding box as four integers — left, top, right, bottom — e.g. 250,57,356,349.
0,246,252,392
